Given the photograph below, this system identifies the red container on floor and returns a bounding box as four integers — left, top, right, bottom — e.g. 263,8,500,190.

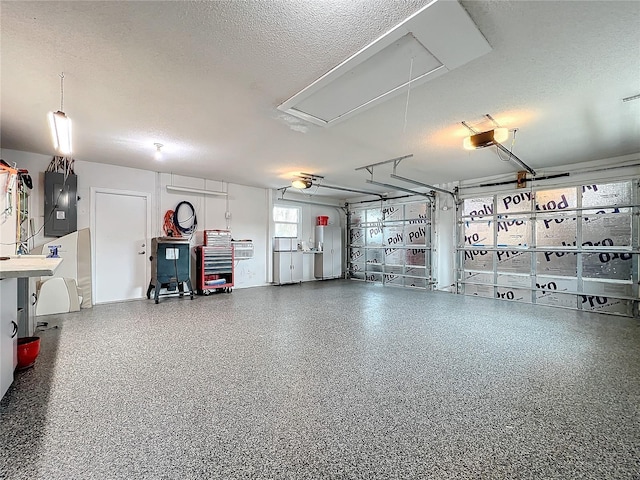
316,215,329,226
17,337,40,369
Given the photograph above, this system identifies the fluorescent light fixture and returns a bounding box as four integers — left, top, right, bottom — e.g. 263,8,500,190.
166,185,227,196
48,73,73,155
48,111,72,155
463,128,508,150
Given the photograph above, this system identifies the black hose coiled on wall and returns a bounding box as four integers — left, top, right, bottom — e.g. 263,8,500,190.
173,201,198,236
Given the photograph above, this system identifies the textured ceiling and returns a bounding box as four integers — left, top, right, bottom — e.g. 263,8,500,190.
1,0,639,198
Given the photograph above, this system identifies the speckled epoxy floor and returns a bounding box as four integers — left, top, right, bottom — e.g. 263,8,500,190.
1,280,639,479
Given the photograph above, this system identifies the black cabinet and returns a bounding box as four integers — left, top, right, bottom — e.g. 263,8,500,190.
146,237,194,303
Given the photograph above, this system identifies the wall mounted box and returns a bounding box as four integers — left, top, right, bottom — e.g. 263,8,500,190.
44,171,77,237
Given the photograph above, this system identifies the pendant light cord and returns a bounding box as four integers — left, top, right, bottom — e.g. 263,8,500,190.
59,72,64,111
403,58,414,134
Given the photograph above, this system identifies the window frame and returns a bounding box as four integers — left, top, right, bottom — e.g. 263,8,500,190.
273,205,300,238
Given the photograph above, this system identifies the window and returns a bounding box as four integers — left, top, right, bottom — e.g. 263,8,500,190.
273,206,299,238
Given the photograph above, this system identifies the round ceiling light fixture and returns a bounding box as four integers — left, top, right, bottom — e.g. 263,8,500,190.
154,143,163,160
292,178,312,189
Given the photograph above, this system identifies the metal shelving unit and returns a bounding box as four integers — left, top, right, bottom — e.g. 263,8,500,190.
231,240,254,259
16,175,30,254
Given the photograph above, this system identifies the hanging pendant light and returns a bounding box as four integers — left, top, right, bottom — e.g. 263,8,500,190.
48,73,72,155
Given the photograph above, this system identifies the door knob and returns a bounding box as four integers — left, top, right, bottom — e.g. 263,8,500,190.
138,251,146,255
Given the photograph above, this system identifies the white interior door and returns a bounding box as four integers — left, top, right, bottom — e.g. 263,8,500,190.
94,190,149,303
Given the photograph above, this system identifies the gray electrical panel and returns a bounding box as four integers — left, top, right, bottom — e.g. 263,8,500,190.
44,171,77,237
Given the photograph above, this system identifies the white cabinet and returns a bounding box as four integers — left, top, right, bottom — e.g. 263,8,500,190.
314,227,342,279
274,251,303,284
17,277,37,337
0,256,62,401
1,278,18,400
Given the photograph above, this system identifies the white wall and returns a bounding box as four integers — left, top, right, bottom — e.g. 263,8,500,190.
0,168,18,257
158,173,269,288
433,183,457,292
273,192,345,282
7,146,635,301
0,150,157,249
0,148,348,293
0,149,277,298
227,182,270,287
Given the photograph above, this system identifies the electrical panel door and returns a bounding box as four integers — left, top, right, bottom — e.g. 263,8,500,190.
44,171,77,237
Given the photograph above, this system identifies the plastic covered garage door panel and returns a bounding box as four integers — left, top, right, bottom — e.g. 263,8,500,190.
348,199,433,289
458,180,639,317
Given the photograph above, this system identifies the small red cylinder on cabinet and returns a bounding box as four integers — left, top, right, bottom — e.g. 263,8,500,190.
316,216,329,226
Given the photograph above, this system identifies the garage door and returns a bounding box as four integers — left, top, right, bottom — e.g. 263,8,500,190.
348,199,433,289
458,180,639,316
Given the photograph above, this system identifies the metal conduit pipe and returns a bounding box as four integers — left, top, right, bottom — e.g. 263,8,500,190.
366,179,434,198
389,173,455,197
345,208,352,279
320,184,385,198
274,197,344,210
459,161,640,190
564,161,640,175
464,172,570,189
346,194,416,205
